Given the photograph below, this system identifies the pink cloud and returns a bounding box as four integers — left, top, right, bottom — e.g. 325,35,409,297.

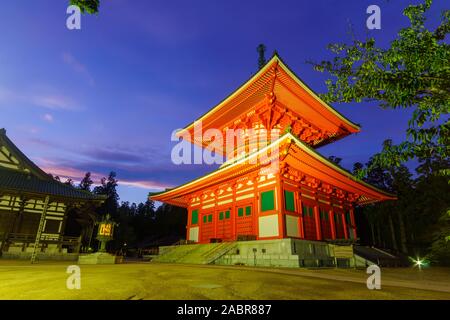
42,113,53,122
119,180,172,190
0,85,80,111
36,159,170,191
62,52,95,87
32,94,79,111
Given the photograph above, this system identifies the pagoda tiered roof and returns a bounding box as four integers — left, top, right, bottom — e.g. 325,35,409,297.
150,133,395,207
176,54,360,155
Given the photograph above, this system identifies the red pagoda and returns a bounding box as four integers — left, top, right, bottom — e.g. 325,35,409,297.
151,54,395,245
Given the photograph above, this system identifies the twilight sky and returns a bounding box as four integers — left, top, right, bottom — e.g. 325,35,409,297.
0,0,445,204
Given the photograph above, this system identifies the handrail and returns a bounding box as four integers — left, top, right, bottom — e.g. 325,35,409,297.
5,233,80,244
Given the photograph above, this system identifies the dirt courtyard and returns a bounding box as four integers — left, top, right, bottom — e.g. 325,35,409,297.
0,260,449,300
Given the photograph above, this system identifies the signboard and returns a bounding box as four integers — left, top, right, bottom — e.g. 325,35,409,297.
98,223,113,237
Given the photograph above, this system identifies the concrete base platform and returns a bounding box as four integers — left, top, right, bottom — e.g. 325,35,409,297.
156,238,355,268
216,238,336,268
78,252,119,265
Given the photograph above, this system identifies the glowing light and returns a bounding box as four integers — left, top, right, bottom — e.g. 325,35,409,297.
411,256,429,270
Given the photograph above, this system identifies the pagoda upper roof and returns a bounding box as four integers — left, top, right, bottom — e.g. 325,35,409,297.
176,54,360,154
150,133,395,207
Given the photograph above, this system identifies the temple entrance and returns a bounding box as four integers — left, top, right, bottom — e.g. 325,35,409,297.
200,212,214,242
334,211,345,239
216,209,232,241
319,207,332,240
302,204,317,240
236,204,254,239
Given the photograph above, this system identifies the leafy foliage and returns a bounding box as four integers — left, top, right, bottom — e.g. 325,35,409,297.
93,171,119,218
64,171,187,252
70,0,99,14
312,0,449,174
79,172,93,191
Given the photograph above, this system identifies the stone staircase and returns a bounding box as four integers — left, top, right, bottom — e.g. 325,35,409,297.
153,242,236,265
353,245,410,267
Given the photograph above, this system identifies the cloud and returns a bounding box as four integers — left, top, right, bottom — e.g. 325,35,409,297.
37,159,171,191
26,136,215,194
119,180,172,190
83,148,147,164
62,52,95,87
42,113,53,122
0,85,81,111
32,94,79,111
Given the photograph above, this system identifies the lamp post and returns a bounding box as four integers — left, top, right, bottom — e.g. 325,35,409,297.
95,214,118,253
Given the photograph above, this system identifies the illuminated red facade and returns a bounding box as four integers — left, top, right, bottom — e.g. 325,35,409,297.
151,55,395,243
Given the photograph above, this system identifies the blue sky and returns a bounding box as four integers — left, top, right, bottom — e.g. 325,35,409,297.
0,1,446,204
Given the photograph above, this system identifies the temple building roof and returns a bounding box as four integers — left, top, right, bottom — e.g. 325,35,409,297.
0,167,105,202
176,54,361,155
150,133,396,207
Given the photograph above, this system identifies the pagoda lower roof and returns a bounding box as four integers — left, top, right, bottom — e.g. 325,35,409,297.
150,133,396,207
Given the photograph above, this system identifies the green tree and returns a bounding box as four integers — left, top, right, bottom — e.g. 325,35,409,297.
70,0,99,14
79,172,93,191
311,0,449,174
357,161,414,254
413,155,450,264
93,171,120,218
63,178,75,187
328,156,343,166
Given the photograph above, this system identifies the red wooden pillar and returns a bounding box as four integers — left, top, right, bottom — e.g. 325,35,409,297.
186,207,191,241
350,208,357,239
198,208,203,243
313,205,322,241
231,183,237,240
199,194,205,242
297,193,304,238
276,177,286,239
214,189,222,240
329,208,336,240
252,176,259,240
342,211,349,240
213,211,218,239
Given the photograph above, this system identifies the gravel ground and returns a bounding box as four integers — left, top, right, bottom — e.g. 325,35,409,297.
0,260,449,300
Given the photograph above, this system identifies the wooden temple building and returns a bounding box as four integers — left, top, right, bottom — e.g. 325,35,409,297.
0,129,106,261
151,55,395,266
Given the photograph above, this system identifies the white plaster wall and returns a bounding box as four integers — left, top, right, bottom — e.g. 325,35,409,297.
189,226,199,242
286,215,300,237
258,215,279,238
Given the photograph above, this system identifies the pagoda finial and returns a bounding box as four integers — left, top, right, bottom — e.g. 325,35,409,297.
256,44,266,70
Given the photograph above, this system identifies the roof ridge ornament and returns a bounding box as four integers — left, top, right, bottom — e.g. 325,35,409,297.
256,44,267,70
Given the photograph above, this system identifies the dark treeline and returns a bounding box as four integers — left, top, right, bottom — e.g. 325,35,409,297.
56,144,449,265
57,172,186,252
343,140,450,266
